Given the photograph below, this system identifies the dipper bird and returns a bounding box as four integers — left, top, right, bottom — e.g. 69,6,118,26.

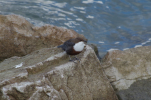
58,37,87,61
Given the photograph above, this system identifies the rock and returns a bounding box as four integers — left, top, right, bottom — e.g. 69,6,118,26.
0,45,118,100
0,14,117,100
88,44,101,60
0,15,87,61
101,46,151,100
117,78,151,100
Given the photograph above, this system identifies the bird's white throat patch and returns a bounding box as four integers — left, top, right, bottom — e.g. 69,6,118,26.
73,41,85,52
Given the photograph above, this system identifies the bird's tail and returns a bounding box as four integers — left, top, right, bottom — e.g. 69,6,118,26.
58,45,65,51
57,45,63,48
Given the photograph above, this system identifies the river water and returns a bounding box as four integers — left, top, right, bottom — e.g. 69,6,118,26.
0,0,151,56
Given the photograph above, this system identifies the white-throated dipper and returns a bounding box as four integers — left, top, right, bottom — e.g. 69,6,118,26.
58,37,87,61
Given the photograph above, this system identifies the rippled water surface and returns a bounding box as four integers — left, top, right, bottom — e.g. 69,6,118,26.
1,0,151,56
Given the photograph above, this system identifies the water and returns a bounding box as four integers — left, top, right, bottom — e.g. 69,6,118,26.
1,0,151,57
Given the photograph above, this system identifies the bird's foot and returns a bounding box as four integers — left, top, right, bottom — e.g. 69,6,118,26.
69,57,80,62
69,59,74,61
75,57,81,61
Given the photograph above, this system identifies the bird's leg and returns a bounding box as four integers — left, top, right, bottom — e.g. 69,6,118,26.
69,55,81,62
75,56,80,61
69,55,72,61
69,55,78,62
75,55,78,60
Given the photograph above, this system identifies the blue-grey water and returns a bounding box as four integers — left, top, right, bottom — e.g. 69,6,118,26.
1,0,151,56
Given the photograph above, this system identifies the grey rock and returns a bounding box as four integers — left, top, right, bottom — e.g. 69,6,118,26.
117,78,151,100
0,46,118,100
101,46,151,100
88,44,101,60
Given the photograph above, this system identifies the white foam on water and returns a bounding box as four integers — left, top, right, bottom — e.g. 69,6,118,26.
118,26,121,28
140,38,151,45
107,48,119,52
64,21,80,28
53,2,67,8
76,18,83,21
106,6,109,8
86,15,94,18
83,0,103,4
141,42,147,45
148,38,151,41
123,48,129,50
74,7,85,10
99,41,104,43
115,42,120,44
80,11,86,13
134,45,142,48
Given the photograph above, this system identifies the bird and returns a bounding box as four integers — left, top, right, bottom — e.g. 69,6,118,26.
58,37,87,61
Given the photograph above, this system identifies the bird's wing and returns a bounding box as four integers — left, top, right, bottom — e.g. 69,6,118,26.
64,40,75,46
